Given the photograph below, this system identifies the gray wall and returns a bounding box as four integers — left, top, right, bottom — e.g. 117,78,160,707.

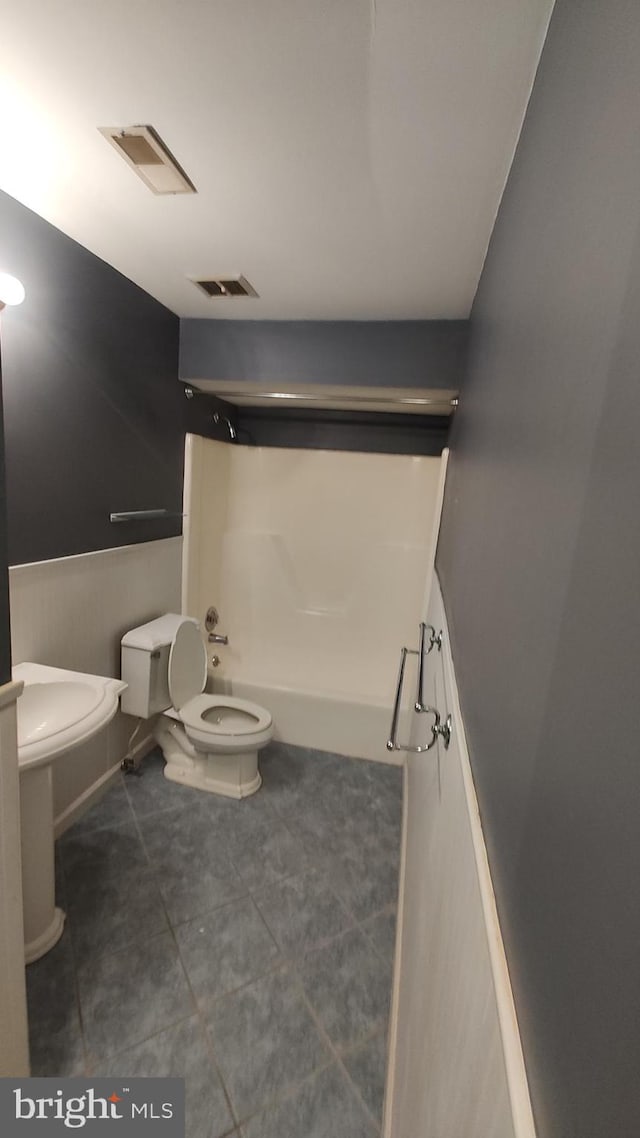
180,318,466,455
0,191,184,566
0,353,11,683
437,2,640,1135
180,317,468,388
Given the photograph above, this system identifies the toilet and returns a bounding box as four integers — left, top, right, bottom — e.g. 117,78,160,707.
120,614,273,798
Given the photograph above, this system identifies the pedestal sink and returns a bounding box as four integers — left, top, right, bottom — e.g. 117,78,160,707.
13,662,126,963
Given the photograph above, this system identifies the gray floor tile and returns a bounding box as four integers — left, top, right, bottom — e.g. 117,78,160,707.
31,743,401,1132
197,793,278,857
342,1031,389,1126
60,820,148,882
140,806,248,926
259,743,327,817
229,818,311,893
291,800,401,923
66,778,134,835
361,907,397,965
298,927,393,1052
98,1016,234,1138
79,931,195,1062
242,1064,376,1138
176,897,281,1004
66,864,169,964
319,839,400,924
253,869,353,958
203,966,331,1122
296,790,401,862
26,928,85,1076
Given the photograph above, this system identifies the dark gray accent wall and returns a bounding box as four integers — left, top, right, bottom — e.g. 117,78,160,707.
437,3,640,1136
179,318,468,388
0,190,184,565
185,389,449,455
234,408,449,455
0,348,11,683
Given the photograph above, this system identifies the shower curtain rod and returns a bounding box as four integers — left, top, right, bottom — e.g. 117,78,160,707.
183,386,458,411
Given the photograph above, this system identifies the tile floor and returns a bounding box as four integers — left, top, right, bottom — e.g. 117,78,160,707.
26,743,403,1137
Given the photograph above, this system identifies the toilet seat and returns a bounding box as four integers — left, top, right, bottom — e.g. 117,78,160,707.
166,619,273,753
179,694,273,753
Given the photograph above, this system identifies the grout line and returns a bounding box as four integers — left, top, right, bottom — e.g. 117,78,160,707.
232,1052,335,1131
191,956,288,1014
139,841,242,1132
51,844,91,1077
87,1010,197,1072
357,904,399,964
132,798,241,1132
295,976,383,1134
43,744,400,1133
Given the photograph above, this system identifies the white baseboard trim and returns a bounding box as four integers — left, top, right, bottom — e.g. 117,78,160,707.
381,759,408,1136
53,731,155,838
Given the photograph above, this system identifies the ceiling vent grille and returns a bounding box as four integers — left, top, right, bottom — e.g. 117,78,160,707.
99,125,196,195
193,276,259,299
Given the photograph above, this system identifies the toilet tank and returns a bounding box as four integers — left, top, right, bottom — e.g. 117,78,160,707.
120,614,199,719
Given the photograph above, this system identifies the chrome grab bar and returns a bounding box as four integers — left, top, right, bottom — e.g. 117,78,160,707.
415,622,443,712
386,624,451,754
387,647,436,753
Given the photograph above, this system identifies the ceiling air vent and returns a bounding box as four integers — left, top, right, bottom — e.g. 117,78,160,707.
193,276,259,299
99,125,196,195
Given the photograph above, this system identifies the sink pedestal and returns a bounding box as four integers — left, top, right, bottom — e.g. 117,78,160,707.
13,661,126,963
20,765,65,963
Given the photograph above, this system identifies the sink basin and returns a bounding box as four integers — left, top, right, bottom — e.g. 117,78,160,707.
13,662,126,769
11,661,127,962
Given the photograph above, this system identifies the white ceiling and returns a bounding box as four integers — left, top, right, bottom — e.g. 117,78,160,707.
0,0,554,320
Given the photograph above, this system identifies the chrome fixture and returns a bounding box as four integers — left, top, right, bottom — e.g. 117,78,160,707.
210,655,220,668
212,411,237,441
386,623,451,753
192,389,457,411
205,606,229,645
424,709,453,749
415,622,444,712
110,509,184,523
205,607,219,632
184,386,195,399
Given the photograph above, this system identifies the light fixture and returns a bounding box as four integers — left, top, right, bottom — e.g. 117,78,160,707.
0,271,25,309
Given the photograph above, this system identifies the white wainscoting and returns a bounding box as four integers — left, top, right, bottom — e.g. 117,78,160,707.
9,538,182,829
0,681,29,1075
385,574,534,1138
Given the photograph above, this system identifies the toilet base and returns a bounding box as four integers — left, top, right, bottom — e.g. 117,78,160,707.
154,718,262,799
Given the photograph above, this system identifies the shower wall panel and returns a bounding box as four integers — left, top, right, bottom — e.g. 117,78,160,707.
183,436,441,702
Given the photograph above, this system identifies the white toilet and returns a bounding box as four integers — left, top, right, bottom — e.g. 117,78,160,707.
120,614,273,798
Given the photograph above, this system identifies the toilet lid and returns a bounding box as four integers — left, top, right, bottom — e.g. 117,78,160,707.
168,620,208,710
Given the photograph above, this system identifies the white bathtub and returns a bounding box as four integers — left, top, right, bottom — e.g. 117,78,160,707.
209,674,406,766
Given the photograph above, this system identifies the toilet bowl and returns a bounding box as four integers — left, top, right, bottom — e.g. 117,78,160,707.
121,615,273,798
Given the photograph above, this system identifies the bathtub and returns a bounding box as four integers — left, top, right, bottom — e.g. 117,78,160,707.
209,674,406,766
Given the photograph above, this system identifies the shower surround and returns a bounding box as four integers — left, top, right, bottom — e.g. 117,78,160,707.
182,438,443,762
